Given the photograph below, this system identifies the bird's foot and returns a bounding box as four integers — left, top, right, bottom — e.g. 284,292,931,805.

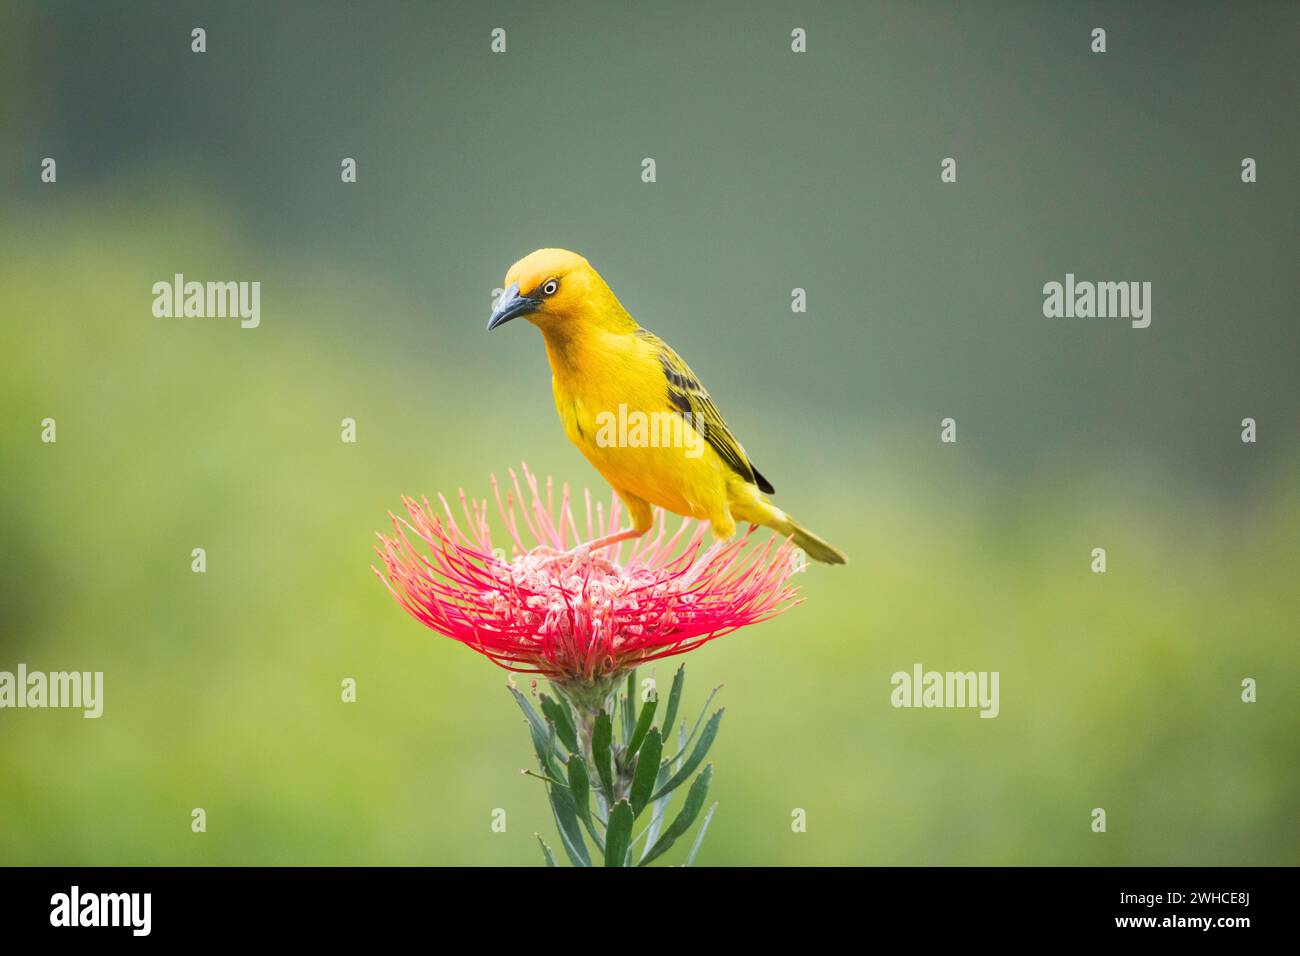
522,529,645,570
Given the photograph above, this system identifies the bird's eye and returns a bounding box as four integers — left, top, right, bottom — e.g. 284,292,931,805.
542,279,559,296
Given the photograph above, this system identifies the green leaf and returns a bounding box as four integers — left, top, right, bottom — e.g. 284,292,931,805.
664,684,722,765
566,754,605,851
537,834,558,867
592,710,614,802
525,721,554,775
510,682,563,772
540,694,579,755
640,760,674,859
604,800,634,867
545,718,565,769
508,682,549,742
684,802,718,866
629,727,663,818
621,670,637,746
661,665,685,744
652,709,723,802
640,720,686,860
640,764,713,866
640,721,685,861
548,784,592,867
568,756,599,840
521,768,567,787
566,753,590,824
626,696,657,760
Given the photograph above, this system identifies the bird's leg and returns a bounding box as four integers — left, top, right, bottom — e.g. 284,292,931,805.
528,528,643,561
564,491,654,559
578,525,646,553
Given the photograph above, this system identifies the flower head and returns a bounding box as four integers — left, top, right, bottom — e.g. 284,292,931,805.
374,465,802,686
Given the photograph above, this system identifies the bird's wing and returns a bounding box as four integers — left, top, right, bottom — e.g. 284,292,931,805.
635,329,775,494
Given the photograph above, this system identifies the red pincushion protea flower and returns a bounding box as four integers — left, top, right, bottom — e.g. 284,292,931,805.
374,465,801,686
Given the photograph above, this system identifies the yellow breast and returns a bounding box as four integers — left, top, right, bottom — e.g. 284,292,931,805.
546,329,729,520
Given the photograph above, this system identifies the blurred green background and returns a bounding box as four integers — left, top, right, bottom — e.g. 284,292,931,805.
1,1,1296,865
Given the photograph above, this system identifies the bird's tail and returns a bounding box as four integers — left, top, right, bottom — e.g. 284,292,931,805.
780,518,849,565
737,501,848,565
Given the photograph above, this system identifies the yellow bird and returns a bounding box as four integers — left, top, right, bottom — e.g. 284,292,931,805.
487,248,847,565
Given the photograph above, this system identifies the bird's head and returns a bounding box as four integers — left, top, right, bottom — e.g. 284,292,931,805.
488,248,633,338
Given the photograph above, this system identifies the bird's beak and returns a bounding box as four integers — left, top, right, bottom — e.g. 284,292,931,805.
487,282,539,331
